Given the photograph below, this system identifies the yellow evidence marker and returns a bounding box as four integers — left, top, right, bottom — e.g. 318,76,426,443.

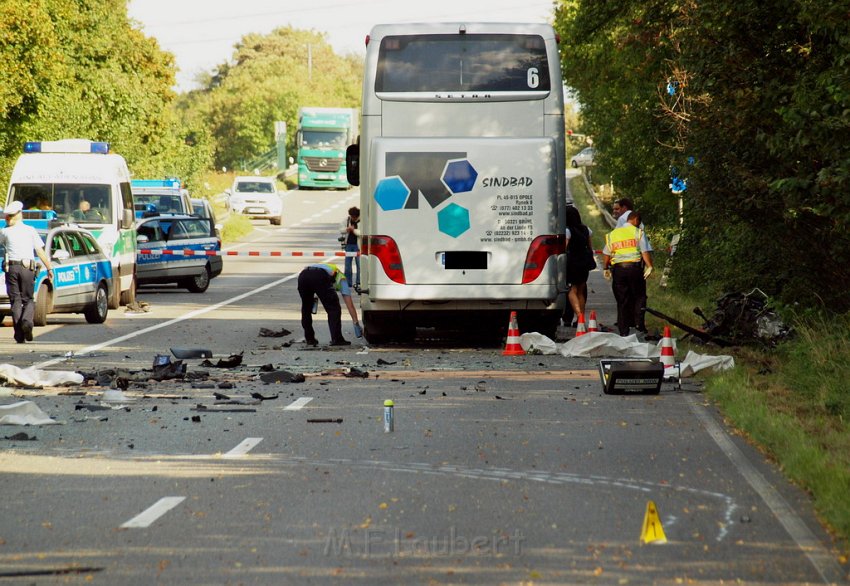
640,500,668,544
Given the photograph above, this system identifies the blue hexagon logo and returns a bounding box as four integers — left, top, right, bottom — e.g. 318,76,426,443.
374,176,410,211
437,203,470,238
443,159,477,194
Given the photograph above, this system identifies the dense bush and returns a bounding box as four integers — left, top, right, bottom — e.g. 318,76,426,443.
555,0,850,312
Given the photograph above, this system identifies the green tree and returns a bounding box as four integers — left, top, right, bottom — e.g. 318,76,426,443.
0,0,211,192
179,26,362,171
554,0,850,311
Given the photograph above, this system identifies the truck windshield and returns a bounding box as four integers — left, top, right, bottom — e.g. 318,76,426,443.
376,34,550,93
301,130,347,149
10,183,113,225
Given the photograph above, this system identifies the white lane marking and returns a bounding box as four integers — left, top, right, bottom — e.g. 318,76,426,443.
686,394,844,584
284,397,313,411
33,258,337,369
223,437,263,458
33,191,359,366
120,496,185,529
277,457,738,543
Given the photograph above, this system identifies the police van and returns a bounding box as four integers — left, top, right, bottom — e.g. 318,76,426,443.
346,23,568,343
5,139,137,308
131,178,193,218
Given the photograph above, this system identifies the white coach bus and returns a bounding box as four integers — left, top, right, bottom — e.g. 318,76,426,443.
346,23,567,343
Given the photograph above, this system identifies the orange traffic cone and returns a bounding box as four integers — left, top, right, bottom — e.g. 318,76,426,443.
575,313,587,337
502,311,525,356
660,326,676,373
587,310,599,333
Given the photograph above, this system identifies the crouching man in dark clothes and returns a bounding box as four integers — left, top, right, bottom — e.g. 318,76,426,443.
297,263,362,346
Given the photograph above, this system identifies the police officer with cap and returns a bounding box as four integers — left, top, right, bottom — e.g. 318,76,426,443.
297,262,362,346
0,201,54,343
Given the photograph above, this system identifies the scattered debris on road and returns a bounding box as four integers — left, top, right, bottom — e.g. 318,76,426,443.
259,370,306,384
259,327,292,338
201,353,244,368
170,347,213,359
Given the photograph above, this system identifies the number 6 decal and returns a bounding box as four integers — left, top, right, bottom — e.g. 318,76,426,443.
527,67,539,89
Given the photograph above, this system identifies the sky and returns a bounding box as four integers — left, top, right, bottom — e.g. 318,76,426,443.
127,0,557,92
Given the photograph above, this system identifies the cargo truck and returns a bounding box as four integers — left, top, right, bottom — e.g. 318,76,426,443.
296,107,358,189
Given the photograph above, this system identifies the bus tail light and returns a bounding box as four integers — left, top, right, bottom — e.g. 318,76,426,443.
363,235,406,284
521,234,565,284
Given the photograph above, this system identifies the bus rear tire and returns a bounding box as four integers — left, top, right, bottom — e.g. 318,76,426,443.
363,311,415,344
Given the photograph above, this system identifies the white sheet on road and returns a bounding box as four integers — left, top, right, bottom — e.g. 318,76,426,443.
519,331,734,378
0,401,60,425
0,364,84,388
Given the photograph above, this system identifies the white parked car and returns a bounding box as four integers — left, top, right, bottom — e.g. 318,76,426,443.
570,147,596,168
225,176,282,225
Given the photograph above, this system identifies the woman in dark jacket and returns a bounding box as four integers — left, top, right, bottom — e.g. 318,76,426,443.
564,206,596,324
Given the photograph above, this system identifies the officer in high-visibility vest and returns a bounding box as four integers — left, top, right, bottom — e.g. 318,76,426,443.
297,262,362,346
602,211,653,336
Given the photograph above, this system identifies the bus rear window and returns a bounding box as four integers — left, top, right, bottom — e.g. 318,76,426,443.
376,34,550,93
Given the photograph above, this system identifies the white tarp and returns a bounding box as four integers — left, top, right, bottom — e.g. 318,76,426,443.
0,364,84,388
679,350,735,377
519,331,734,378
0,401,59,425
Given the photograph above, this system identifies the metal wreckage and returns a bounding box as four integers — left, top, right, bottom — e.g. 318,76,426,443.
647,288,794,347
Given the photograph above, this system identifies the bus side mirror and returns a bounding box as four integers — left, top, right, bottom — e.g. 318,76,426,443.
122,208,134,229
346,144,360,186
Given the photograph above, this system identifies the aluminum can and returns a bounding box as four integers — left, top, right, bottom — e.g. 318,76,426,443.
383,400,394,433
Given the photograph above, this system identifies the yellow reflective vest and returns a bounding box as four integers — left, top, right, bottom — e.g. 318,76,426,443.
606,225,643,264
319,263,346,291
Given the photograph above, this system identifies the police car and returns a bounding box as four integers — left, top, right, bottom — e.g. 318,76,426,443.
0,214,113,326
136,215,222,293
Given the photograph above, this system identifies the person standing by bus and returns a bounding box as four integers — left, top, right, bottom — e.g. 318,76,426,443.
339,207,360,292
564,206,595,325
601,211,653,337
297,263,362,346
0,201,54,343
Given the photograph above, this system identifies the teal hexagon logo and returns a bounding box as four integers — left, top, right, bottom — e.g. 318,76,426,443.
437,203,470,238
443,159,477,194
374,176,410,211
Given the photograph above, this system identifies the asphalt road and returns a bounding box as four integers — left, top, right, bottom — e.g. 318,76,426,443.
0,185,846,585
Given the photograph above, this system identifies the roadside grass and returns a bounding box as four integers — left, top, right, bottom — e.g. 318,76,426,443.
575,173,850,554
220,214,252,244
196,170,254,244
705,322,850,548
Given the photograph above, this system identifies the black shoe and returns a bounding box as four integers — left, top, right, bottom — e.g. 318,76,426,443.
329,339,351,346
22,322,33,342
305,338,318,347
14,334,25,344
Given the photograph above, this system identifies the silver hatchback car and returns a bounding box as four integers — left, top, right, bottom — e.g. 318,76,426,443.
570,147,596,168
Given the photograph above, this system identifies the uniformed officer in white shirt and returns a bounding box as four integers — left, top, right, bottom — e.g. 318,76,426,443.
0,201,54,343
